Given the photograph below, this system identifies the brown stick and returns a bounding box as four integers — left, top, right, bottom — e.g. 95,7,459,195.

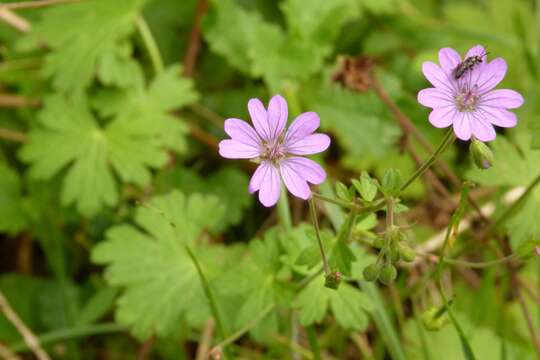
516,276,540,307
0,128,27,143
136,336,155,360
0,291,51,360
0,0,81,10
183,0,209,77
0,9,30,32
0,94,40,108
195,319,215,360
0,343,22,360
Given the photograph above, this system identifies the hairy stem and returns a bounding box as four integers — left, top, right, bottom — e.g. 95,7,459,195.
401,129,455,192
309,197,330,275
277,185,293,231
312,192,354,209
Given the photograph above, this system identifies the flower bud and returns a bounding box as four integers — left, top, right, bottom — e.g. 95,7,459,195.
470,139,494,170
379,264,397,285
325,271,342,290
362,263,380,282
421,307,449,331
398,244,416,262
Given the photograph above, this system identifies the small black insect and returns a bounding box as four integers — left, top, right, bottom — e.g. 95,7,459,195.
453,52,489,80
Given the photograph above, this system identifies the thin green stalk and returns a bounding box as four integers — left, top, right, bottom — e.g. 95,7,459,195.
400,129,455,192
427,253,518,269
309,197,329,275
9,323,125,353
483,171,540,239
278,185,293,231
211,304,275,351
312,192,354,209
305,326,322,360
136,16,164,75
184,245,228,343
434,224,476,360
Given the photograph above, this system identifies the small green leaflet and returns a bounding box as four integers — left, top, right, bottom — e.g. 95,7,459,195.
295,276,373,330
0,163,28,234
467,133,540,248
19,0,146,93
91,191,226,339
20,66,197,216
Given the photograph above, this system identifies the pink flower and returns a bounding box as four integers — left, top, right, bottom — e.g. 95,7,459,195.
418,45,524,141
219,95,330,207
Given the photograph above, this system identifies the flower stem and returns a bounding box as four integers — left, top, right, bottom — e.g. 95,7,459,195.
312,192,354,209
309,197,330,275
277,185,293,231
400,128,455,192
424,252,518,269
136,16,164,75
210,304,275,351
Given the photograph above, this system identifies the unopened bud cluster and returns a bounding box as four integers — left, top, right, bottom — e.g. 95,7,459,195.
363,225,415,285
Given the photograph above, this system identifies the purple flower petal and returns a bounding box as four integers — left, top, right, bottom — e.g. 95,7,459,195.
218,139,260,159
267,95,288,140
438,47,461,73
286,134,330,155
475,58,507,93
224,118,261,148
422,62,457,94
280,161,311,200
283,157,326,184
248,98,271,141
481,89,524,109
257,162,281,207
418,88,454,108
452,113,472,140
248,162,267,194
248,161,281,206
285,112,320,144
470,114,496,141
429,107,455,128
477,107,517,128
465,45,486,59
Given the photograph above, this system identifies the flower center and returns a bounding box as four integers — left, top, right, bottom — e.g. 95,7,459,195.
454,88,479,112
260,140,286,163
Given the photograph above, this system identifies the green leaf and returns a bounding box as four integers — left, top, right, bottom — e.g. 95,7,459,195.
335,181,353,202
0,163,27,234
203,0,360,90
304,80,400,170
329,241,356,276
296,277,373,330
353,171,378,202
91,191,226,339
382,168,403,196
21,66,196,216
19,0,145,93
467,133,540,248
